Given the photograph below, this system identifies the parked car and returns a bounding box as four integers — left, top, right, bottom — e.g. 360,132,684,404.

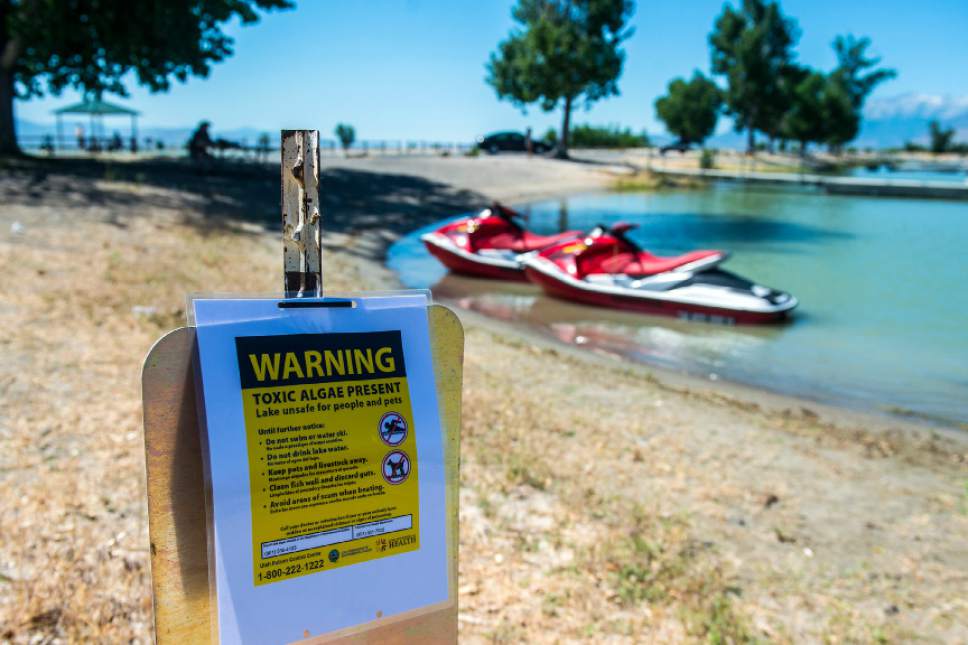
660,140,692,154
476,131,551,154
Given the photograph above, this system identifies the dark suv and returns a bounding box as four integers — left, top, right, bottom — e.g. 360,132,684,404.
476,131,551,154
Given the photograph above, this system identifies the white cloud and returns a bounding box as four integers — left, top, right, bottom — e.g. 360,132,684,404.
865,93,968,120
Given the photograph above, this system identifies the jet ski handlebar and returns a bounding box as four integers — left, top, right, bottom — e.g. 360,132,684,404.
490,202,524,221
609,221,638,235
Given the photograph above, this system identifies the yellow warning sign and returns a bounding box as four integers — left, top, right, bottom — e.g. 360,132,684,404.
236,330,420,586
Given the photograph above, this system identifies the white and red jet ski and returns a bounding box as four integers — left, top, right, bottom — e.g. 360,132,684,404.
421,203,582,281
523,223,797,324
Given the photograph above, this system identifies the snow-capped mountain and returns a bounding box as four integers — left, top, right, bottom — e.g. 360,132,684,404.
856,93,968,148
864,93,968,121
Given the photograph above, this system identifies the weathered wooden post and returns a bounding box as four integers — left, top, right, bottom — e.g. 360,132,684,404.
281,130,322,297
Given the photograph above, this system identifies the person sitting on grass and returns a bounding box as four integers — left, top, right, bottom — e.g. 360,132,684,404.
188,121,214,162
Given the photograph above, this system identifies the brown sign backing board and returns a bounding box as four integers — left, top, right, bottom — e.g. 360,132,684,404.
142,304,463,644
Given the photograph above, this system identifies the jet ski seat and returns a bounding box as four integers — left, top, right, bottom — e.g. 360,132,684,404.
484,230,585,253
599,249,726,276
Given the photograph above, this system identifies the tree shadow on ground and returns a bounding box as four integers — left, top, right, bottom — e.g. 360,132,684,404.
0,156,484,251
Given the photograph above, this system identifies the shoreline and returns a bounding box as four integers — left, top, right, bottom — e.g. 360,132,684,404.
443,300,968,448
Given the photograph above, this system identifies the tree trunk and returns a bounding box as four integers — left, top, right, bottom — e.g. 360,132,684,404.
0,65,17,156
555,95,572,159
0,0,19,156
746,127,755,156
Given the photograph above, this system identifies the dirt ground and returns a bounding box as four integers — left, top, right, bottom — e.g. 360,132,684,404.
0,154,965,643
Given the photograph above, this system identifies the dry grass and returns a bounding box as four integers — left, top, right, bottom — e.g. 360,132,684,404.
612,171,707,192
456,335,756,642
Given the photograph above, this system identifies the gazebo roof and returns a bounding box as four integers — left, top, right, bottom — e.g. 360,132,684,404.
54,99,140,116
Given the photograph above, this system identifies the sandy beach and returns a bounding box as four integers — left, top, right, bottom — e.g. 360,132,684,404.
1,153,965,643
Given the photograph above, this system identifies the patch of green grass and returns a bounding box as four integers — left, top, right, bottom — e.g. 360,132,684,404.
542,592,563,617
680,586,757,645
613,533,688,605
612,171,706,192
605,509,759,642
507,455,548,491
476,493,495,519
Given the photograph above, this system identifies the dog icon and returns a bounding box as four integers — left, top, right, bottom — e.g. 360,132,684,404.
382,451,411,484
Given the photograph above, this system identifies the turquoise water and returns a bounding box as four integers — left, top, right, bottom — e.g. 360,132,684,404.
848,164,967,183
388,185,968,427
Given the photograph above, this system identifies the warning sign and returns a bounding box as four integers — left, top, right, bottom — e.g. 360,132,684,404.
236,330,421,586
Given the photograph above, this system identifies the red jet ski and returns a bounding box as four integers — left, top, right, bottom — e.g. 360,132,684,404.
421,203,582,281
523,223,797,324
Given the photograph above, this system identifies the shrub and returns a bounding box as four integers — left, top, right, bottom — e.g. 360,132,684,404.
570,124,649,149
699,148,716,169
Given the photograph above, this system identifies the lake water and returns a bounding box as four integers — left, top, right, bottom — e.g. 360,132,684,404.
848,163,967,184
388,185,968,427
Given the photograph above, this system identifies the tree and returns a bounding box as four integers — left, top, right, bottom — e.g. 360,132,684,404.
0,0,292,156
928,120,955,154
486,0,634,159
654,71,722,147
823,35,894,151
708,0,799,154
779,68,825,154
819,76,858,152
334,123,355,156
829,35,895,111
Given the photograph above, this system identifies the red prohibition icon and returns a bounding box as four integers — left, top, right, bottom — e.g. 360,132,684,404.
381,450,411,485
379,412,408,446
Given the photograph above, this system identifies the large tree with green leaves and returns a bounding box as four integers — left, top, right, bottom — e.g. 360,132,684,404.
486,0,634,158
829,35,895,112
654,71,722,147
0,0,293,155
779,67,825,153
818,76,858,151
776,34,893,154
821,34,894,151
708,0,799,154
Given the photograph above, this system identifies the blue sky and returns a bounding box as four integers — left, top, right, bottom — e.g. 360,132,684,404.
15,0,968,140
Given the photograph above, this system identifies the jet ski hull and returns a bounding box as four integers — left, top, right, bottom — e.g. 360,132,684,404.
421,232,528,281
524,257,797,325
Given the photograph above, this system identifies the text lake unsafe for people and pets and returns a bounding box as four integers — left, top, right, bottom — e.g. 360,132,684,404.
237,331,420,585
192,296,448,642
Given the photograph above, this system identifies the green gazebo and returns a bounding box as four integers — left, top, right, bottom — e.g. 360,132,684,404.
53,98,140,151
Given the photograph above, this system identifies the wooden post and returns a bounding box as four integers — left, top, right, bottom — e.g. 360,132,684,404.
282,130,322,297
